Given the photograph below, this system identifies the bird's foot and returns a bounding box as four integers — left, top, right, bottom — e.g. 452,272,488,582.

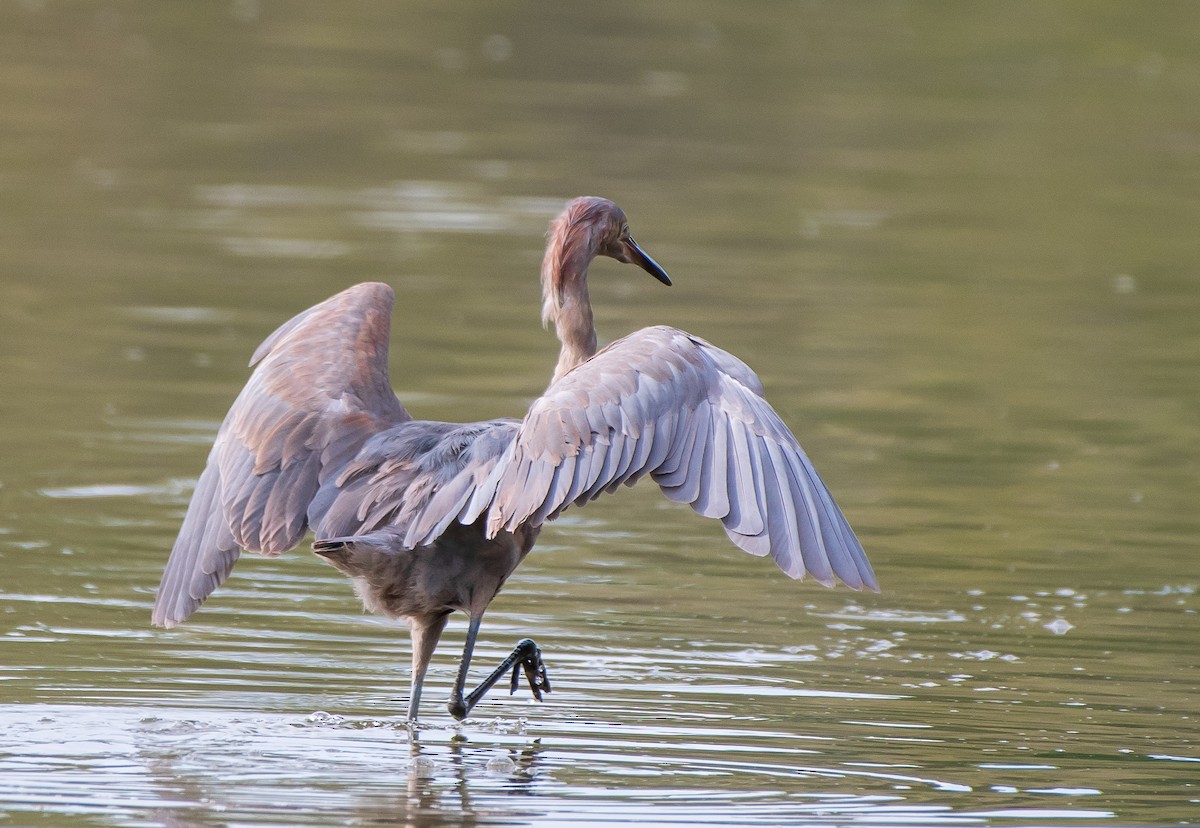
508,638,552,701
449,637,552,721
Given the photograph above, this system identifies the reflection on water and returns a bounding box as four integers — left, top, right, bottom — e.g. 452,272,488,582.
2,1,1199,826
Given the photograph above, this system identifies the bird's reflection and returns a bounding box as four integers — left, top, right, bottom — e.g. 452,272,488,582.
135,713,549,827
393,726,548,826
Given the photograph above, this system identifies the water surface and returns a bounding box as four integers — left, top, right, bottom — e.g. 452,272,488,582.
1,2,1197,825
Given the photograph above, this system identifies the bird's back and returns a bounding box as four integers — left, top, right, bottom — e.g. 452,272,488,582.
310,417,522,544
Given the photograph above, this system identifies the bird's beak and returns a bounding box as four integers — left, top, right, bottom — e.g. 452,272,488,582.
624,236,671,286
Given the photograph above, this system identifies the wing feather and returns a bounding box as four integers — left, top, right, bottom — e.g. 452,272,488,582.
152,283,410,627
691,406,730,519
754,444,792,567
604,429,641,495
465,325,874,590
580,431,625,503
151,460,241,628
655,400,709,504
723,420,762,536
728,426,771,557
763,438,818,583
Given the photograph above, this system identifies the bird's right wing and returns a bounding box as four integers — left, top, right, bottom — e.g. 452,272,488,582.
152,282,410,627
446,325,876,590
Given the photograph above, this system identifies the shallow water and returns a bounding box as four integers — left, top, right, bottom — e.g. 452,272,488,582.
2,2,1199,826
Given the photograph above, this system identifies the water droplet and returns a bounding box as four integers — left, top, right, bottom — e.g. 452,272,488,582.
486,755,516,774
1044,618,1074,635
411,755,438,777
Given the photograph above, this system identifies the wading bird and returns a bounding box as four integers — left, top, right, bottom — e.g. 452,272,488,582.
152,196,877,722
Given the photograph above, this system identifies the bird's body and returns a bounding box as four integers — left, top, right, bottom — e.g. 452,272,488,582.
153,197,877,722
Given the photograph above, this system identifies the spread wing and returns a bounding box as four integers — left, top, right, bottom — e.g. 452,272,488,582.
431,325,876,590
152,282,410,627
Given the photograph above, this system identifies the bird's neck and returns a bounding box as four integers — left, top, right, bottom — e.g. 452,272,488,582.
542,237,598,384
549,286,596,383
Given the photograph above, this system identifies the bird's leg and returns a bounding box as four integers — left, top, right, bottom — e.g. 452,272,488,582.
447,615,551,721
406,613,449,724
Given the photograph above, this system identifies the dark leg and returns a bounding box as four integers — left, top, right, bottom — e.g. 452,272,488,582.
447,615,551,721
406,613,449,723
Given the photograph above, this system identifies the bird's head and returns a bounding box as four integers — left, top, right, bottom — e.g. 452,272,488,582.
542,197,671,307
587,198,671,286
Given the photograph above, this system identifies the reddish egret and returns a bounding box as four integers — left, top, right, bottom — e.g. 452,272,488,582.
152,196,877,722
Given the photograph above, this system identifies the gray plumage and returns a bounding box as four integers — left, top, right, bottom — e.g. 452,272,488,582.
152,196,877,722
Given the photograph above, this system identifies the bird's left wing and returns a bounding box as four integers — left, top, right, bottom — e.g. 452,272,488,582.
411,325,876,591
153,283,410,627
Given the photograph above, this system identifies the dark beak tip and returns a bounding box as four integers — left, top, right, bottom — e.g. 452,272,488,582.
642,261,670,286
626,239,671,287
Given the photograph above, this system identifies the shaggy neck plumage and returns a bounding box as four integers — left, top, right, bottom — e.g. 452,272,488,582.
541,214,600,384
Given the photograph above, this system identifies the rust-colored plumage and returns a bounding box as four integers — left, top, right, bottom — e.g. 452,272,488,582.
152,196,877,723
